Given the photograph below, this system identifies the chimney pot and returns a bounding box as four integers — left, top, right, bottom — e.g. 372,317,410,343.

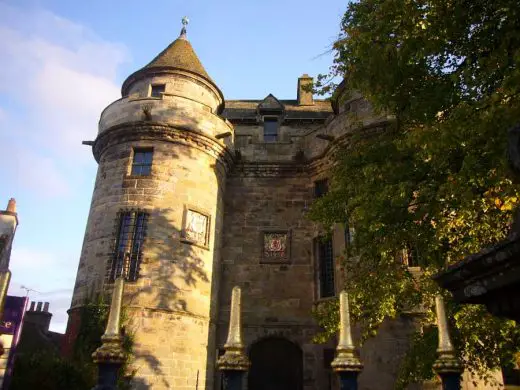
29,301,35,311
36,302,43,312
43,302,50,312
6,198,16,213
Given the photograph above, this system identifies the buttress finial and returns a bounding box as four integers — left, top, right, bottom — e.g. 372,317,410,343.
331,291,363,372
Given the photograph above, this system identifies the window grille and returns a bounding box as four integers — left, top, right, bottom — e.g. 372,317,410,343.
318,238,335,298
110,211,148,282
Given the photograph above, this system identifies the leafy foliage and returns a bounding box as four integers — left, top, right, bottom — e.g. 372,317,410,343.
10,296,135,390
10,350,92,390
310,0,520,387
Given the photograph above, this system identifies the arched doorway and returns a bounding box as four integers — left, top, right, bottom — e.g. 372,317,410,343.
248,337,303,390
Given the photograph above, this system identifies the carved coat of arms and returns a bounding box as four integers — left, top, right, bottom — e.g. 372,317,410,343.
185,210,208,245
264,233,287,259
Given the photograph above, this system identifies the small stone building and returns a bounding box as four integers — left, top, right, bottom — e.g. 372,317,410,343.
64,27,496,389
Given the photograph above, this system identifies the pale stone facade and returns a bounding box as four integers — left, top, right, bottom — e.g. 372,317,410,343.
0,199,18,271
66,30,501,390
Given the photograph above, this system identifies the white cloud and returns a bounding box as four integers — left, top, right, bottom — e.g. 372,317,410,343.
0,3,128,196
0,146,71,197
0,4,130,332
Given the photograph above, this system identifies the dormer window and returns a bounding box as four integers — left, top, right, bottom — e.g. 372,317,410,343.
150,84,165,98
263,117,279,142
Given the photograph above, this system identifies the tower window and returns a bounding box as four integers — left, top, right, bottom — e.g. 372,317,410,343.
263,118,279,142
314,179,329,198
110,210,148,282
399,245,420,268
131,149,153,176
318,238,335,298
150,84,165,98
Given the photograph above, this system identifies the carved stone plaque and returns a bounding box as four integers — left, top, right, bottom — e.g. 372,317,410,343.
262,232,290,262
184,209,209,246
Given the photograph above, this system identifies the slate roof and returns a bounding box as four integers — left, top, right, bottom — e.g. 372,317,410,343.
222,99,333,121
143,35,212,82
121,32,218,97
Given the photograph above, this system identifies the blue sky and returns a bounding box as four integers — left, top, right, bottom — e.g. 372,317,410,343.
0,0,347,332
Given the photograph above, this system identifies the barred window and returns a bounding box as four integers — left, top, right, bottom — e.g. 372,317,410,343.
131,149,153,176
110,211,148,282
318,238,335,298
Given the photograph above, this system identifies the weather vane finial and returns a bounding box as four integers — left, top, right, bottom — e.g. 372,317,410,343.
180,16,189,38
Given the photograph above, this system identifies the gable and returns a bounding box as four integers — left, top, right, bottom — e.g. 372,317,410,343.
257,94,284,112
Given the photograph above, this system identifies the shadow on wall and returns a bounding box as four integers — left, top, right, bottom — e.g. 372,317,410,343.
111,137,222,389
130,377,150,390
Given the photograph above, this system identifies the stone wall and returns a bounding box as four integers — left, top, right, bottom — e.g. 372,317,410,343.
216,171,332,390
66,63,504,389
69,128,229,389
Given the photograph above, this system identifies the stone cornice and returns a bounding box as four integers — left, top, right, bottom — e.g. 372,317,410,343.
92,122,235,172
122,68,225,114
93,120,389,179
231,122,388,178
231,132,357,178
231,162,308,178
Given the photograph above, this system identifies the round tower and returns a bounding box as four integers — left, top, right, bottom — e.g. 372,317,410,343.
66,23,234,389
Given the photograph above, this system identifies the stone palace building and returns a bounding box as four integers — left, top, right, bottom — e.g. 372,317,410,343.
63,25,499,390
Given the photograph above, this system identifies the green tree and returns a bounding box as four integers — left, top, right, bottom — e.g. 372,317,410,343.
310,0,520,387
10,296,135,390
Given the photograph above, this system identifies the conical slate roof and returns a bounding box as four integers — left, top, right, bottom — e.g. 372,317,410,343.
142,34,212,81
121,30,220,99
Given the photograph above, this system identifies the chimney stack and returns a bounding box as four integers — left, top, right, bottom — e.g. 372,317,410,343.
6,198,16,213
25,301,52,332
297,74,314,106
